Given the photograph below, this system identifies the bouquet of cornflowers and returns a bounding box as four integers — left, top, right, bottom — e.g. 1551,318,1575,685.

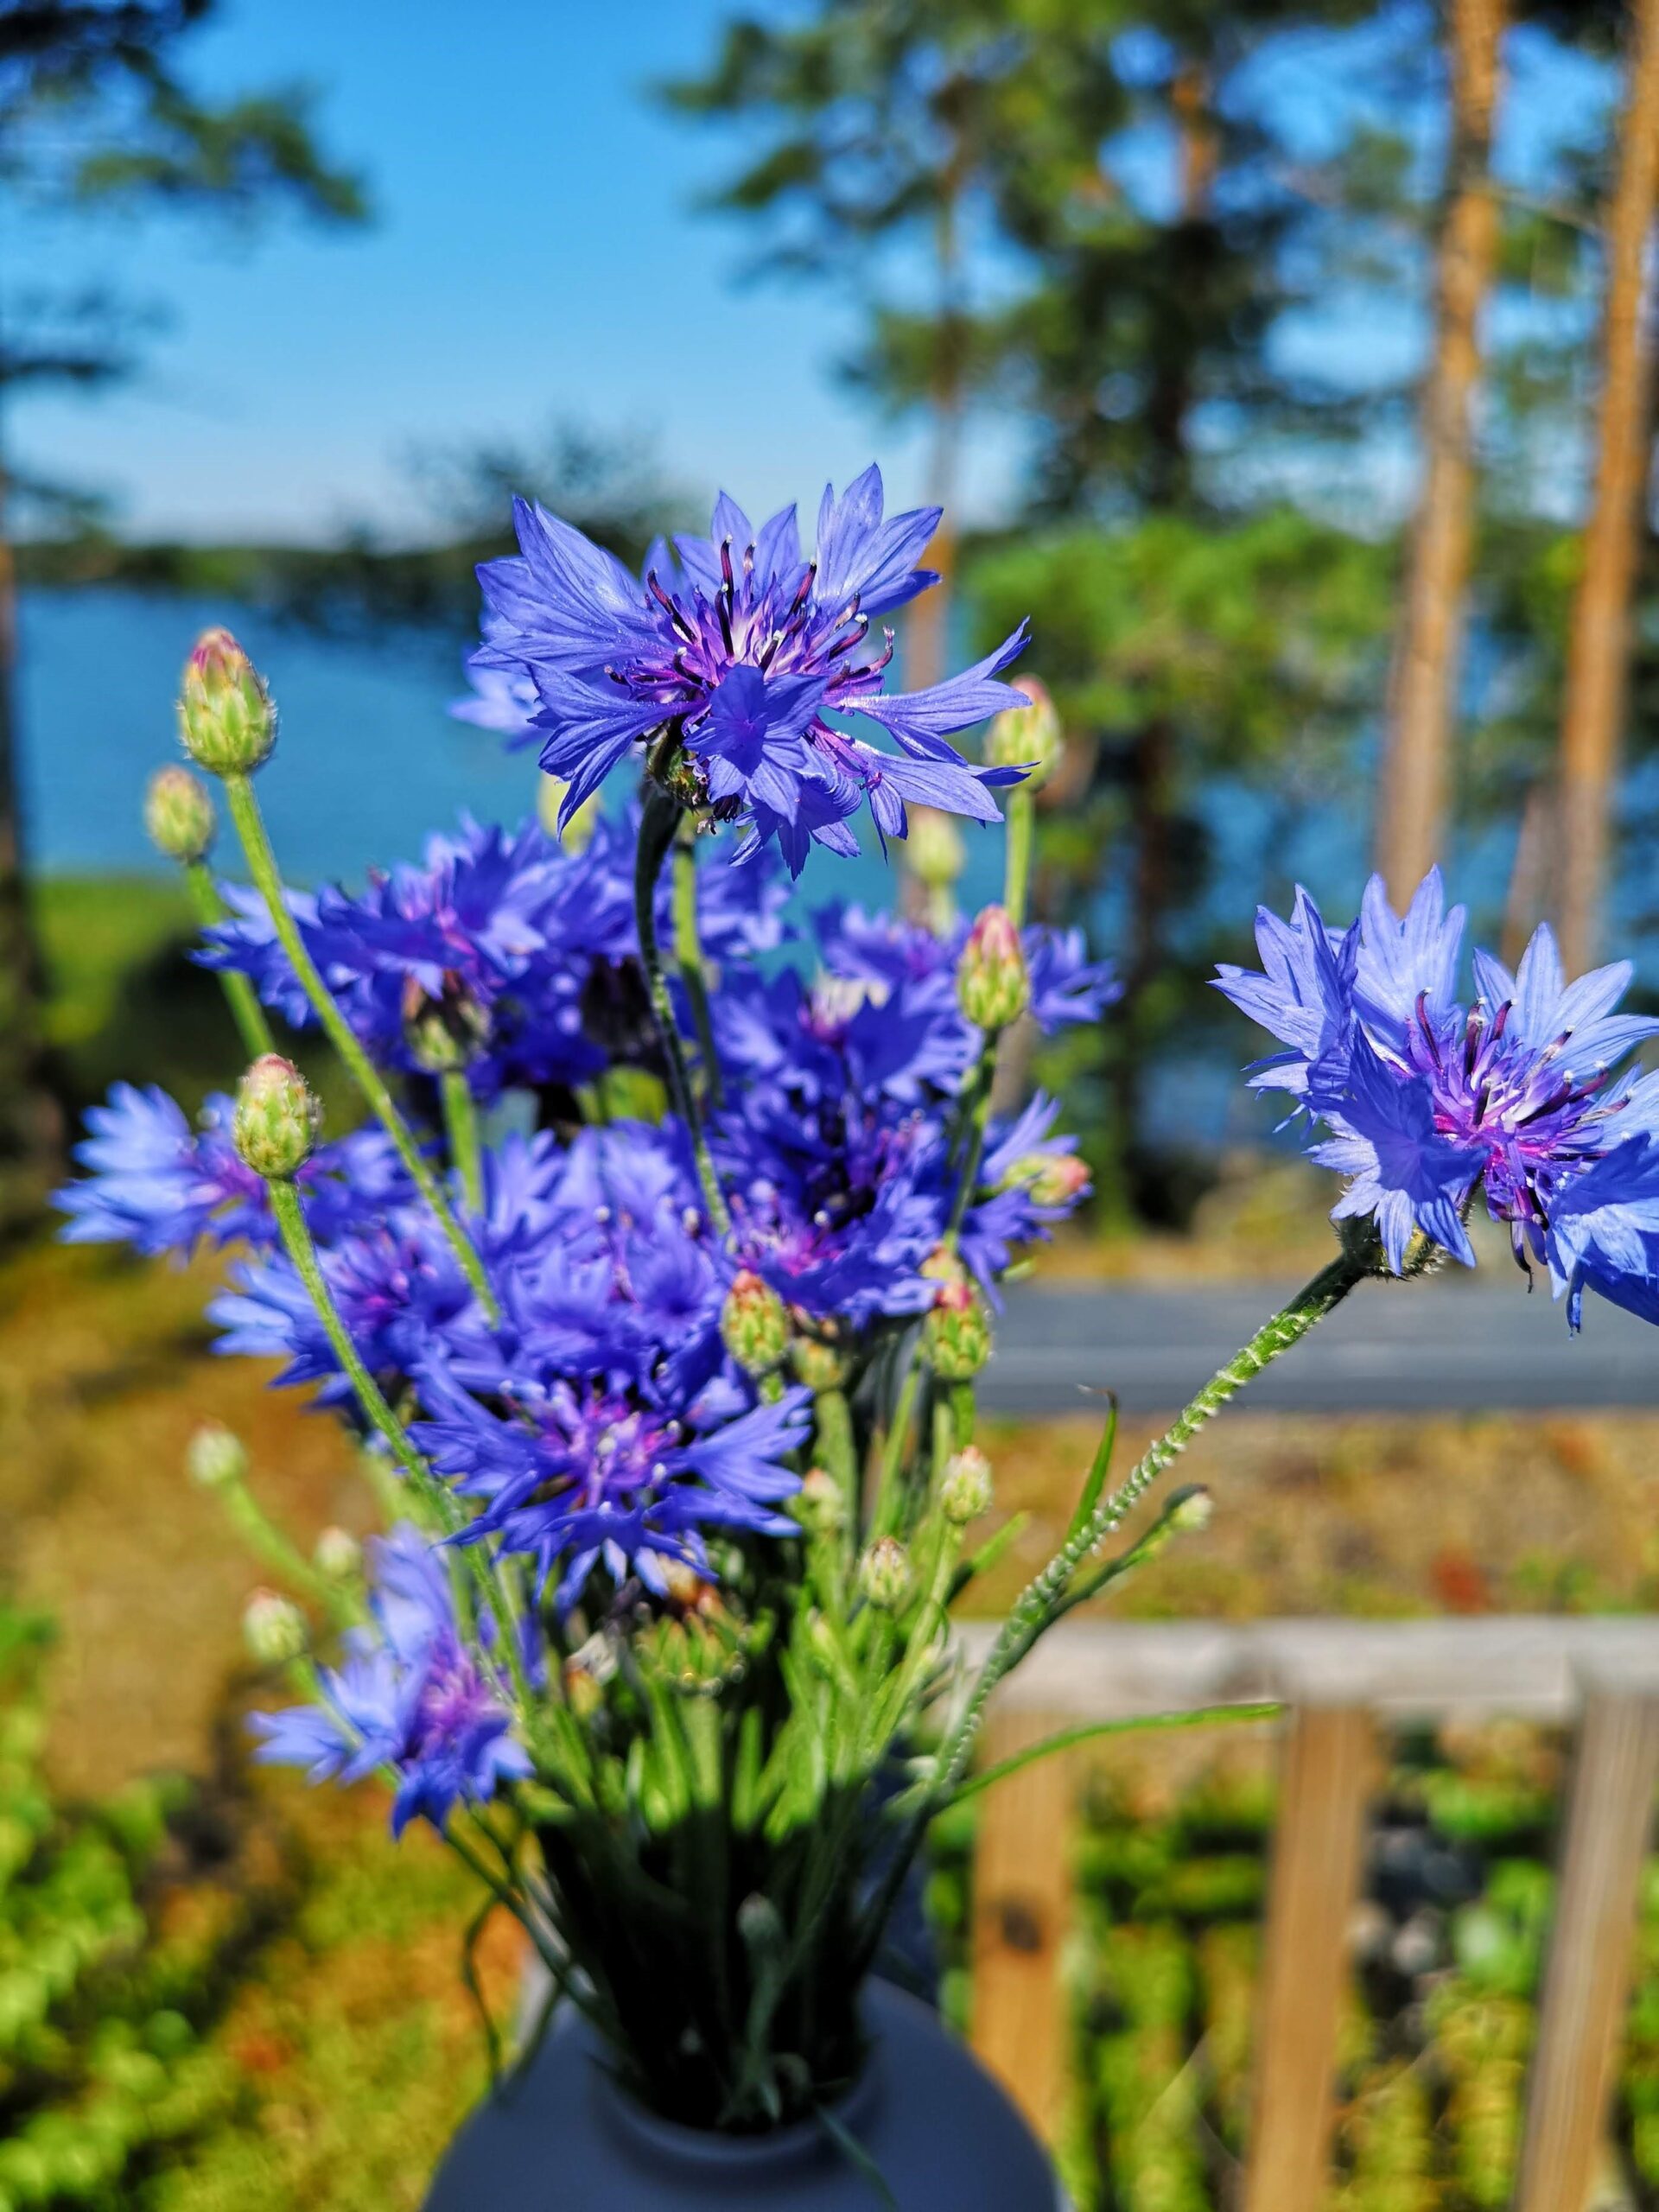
60,467,1659,2145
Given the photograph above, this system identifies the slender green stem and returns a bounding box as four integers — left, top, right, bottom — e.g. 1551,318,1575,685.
183,858,275,1058
945,1704,1282,1808
850,1239,1374,1975
1003,787,1035,930
872,1352,926,1538
218,1478,357,1623
936,1243,1370,1793
268,1174,536,1717
944,1060,995,1248
221,772,500,1324
635,785,730,1234
267,1179,432,1491
441,1070,485,1214
673,823,724,1109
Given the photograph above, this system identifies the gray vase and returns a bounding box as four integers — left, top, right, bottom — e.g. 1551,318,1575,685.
424,1979,1059,2209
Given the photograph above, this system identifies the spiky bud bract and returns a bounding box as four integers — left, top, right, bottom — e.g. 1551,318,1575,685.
144,765,216,863
957,905,1029,1031
186,1421,248,1491
939,1446,994,1526
232,1055,321,1180
243,1590,307,1667
924,1276,993,1381
858,1536,914,1613
720,1269,791,1376
984,677,1063,792
177,628,276,776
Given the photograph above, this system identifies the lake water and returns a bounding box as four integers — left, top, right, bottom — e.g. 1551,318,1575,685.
16,586,988,914
22,584,1614,1147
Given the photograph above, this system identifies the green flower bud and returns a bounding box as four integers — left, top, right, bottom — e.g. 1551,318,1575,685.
984,677,1064,792
998,1150,1091,1208
400,973,491,1074
907,809,964,892
177,627,276,776
243,1590,307,1667
232,1054,321,1180
956,905,1029,1032
1168,1484,1213,1534
793,1467,846,1538
938,1445,994,1527
314,1526,362,1580
790,1331,850,1392
143,765,216,864
185,1421,248,1491
924,1276,993,1382
858,1535,914,1613
720,1269,791,1376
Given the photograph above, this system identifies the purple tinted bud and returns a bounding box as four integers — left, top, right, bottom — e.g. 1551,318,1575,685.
957,906,1029,1032
177,628,276,776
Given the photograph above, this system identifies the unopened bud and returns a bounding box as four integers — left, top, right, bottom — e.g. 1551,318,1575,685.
957,906,1029,1032
859,1536,914,1613
314,1526,362,1580
907,809,965,891
794,1468,846,1538
400,973,491,1074
177,628,276,776
791,1332,850,1392
984,677,1064,792
939,1446,994,1527
144,765,216,864
563,1659,604,1721
243,1590,307,1667
1168,1485,1213,1534
232,1054,321,1180
186,1421,247,1491
924,1276,993,1382
1000,1150,1091,1209
720,1269,790,1376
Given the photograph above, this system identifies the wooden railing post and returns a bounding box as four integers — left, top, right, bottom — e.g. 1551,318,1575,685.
1514,1682,1659,2212
1242,1703,1375,2212
969,1707,1075,2145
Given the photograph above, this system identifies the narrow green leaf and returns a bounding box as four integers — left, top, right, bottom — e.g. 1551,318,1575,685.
949,1702,1282,1808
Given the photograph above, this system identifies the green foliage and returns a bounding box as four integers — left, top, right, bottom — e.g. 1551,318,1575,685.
0,1606,248,2211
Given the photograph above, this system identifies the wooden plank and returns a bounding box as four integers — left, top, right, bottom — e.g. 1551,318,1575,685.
1514,1685,1659,2212
1242,1704,1375,2212
969,1708,1075,2145
955,1617,1659,1722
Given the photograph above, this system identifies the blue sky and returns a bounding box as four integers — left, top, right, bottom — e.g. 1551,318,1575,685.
10,0,1020,543
7,2,1613,547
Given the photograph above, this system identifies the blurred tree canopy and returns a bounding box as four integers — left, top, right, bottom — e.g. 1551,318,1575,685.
0,0,366,1235
671,0,1656,1218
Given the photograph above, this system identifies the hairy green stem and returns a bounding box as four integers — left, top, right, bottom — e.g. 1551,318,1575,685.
850,1240,1374,1975
265,1178,533,1714
673,823,724,1109
183,858,275,1058
221,772,500,1324
635,785,730,1233
441,1070,485,1215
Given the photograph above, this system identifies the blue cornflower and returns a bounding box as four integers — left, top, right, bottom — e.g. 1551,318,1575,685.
1217,870,1659,1318
250,1525,529,1835
54,1084,409,1257
412,1344,810,1611
468,467,1031,871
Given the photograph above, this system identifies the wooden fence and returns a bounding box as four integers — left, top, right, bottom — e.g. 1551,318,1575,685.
957,1618,1659,2212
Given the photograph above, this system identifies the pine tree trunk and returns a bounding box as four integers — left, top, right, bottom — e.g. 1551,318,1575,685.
0,460,62,1235
1375,0,1506,905
1556,0,1659,974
